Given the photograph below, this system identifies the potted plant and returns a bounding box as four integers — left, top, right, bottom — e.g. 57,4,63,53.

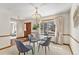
33,24,39,30
33,24,39,38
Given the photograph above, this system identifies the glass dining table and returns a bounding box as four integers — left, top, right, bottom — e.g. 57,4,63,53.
30,37,38,54
30,35,50,54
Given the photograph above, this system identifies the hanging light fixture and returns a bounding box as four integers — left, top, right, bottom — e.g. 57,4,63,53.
32,7,41,24
30,4,43,30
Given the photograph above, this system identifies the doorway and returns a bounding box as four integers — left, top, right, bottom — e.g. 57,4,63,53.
24,22,31,38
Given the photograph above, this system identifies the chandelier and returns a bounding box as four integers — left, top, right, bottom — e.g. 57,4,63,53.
32,7,41,24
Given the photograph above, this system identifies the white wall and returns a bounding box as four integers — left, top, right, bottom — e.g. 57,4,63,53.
70,4,79,54
0,6,27,36
0,8,15,36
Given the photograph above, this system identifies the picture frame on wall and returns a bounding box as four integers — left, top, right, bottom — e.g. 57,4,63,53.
73,6,79,28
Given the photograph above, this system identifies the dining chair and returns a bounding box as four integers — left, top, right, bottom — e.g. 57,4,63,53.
38,37,51,54
28,34,33,44
15,40,34,55
28,34,38,45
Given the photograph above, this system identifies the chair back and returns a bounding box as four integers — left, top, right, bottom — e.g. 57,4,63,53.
28,34,33,42
43,37,51,46
15,40,28,52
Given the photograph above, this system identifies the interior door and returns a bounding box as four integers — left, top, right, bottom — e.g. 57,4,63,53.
24,22,31,37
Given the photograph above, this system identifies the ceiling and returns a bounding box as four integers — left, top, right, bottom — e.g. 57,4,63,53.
0,3,73,19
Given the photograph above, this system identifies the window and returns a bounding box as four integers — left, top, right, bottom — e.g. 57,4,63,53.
40,20,55,36
10,22,16,36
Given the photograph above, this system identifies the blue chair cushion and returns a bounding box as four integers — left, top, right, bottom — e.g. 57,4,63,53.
16,40,32,52
25,45,32,50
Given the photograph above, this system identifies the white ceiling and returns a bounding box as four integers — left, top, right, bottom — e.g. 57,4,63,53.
0,3,72,18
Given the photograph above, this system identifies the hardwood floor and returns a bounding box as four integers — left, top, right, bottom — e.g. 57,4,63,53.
0,41,72,55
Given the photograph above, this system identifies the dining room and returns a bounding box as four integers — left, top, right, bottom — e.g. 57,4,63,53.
0,3,77,55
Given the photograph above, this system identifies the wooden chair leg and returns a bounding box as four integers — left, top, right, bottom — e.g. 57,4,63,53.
48,46,50,51
29,42,31,45
24,52,25,55
38,45,40,52
18,52,20,55
27,52,28,54
37,42,38,45
32,48,34,55
42,46,43,49
45,46,47,54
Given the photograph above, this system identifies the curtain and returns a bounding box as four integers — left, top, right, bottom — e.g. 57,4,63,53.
55,16,64,44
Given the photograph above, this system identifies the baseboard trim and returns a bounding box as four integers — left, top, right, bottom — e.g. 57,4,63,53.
0,40,28,51
51,41,73,55
63,43,73,55
0,45,12,50
68,44,73,55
